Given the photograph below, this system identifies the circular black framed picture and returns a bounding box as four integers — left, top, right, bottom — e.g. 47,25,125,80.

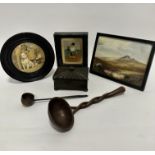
0,32,55,82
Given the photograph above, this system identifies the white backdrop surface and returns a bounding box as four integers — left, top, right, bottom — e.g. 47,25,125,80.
0,3,155,150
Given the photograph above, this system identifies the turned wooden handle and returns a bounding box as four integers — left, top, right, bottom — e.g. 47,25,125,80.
103,86,126,98
72,86,126,114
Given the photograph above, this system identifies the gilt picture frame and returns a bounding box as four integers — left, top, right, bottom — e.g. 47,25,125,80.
90,33,155,91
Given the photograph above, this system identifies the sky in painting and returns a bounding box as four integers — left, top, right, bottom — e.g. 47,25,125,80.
95,36,152,64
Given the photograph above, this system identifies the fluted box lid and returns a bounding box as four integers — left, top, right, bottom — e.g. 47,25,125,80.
53,67,88,80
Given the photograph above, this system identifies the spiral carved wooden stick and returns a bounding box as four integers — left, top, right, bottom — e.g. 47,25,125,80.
72,86,126,114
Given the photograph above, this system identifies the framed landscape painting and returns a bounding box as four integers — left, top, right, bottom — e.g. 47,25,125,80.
90,33,155,91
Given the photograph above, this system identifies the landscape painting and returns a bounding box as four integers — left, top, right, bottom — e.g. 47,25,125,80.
90,34,154,90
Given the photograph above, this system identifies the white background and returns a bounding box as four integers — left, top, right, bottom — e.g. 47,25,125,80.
0,4,155,150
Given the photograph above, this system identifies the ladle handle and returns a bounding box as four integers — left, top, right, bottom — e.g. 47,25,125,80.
72,86,126,114
34,95,88,101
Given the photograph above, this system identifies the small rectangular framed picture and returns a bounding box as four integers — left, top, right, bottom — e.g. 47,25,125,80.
90,33,155,91
54,32,88,67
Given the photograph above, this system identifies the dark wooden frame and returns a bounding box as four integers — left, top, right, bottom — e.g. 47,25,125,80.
0,32,55,82
90,33,155,91
54,32,88,67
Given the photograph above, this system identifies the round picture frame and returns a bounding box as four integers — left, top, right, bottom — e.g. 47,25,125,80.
0,32,55,82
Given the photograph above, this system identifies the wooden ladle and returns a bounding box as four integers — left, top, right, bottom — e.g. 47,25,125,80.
21,93,88,107
48,86,126,132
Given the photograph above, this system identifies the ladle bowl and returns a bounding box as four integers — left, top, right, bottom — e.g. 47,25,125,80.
48,97,74,132
21,93,35,106
48,86,126,132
